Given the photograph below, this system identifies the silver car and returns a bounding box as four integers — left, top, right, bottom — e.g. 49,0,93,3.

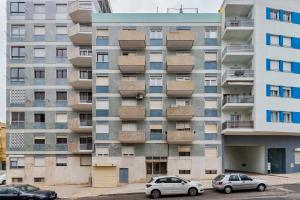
212,174,267,194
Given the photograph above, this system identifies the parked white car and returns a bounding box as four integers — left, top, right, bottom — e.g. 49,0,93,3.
0,173,6,185
145,176,204,198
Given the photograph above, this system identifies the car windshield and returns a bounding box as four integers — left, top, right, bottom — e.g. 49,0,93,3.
181,178,191,182
214,174,225,181
17,185,39,192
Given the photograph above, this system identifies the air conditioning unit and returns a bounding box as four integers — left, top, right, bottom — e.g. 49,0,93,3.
136,93,144,100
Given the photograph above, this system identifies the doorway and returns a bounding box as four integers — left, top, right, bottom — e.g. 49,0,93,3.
268,148,286,174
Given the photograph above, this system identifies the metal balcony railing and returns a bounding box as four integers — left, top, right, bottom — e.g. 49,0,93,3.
222,120,254,130
79,143,92,151
222,69,254,82
225,18,254,28
80,120,92,127
79,48,92,56
222,95,254,105
222,44,254,57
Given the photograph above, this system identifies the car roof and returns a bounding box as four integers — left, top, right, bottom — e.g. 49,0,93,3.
152,175,183,180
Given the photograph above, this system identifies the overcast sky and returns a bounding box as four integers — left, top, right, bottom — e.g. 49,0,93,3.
0,0,222,123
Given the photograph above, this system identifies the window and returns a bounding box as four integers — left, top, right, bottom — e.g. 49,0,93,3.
34,157,45,167
56,113,67,123
96,122,109,134
147,161,167,175
283,61,292,72
80,156,92,166
96,76,109,86
34,136,45,144
79,136,92,151
178,146,191,156
96,147,109,156
80,70,92,79
56,157,67,166
295,149,300,164
11,112,25,123
56,91,67,101
205,75,217,86
270,85,279,97
122,146,135,156
12,178,23,183
149,52,163,62
34,48,45,58
11,46,25,59
34,4,45,13
205,52,217,62
205,28,217,38
270,9,279,20
97,53,108,62
176,122,191,131
11,25,25,38
229,175,240,181
96,29,109,45
205,100,218,109
56,69,67,79
34,91,45,100
283,112,292,123
34,177,45,183
79,113,92,126
240,174,253,181
283,11,291,22
34,69,45,79
270,35,279,46
271,111,280,122
283,36,291,47
56,4,67,13
205,170,217,174
122,123,137,131
10,2,25,15
56,26,67,35
179,170,191,174
270,60,280,71
149,99,162,110
10,157,25,169
150,30,163,39
149,75,163,86
10,68,25,81
205,147,218,157
56,136,67,144
176,99,191,106
205,124,217,133
176,74,190,81
34,26,45,35
56,48,67,58
96,98,109,109
283,87,291,97
34,113,45,123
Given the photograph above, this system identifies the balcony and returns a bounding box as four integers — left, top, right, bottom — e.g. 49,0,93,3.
119,106,145,121
222,95,254,111
223,18,254,40
222,120,254,135
167,81,194,97
68,24,92,45
118,30,146,50
167,106,193,121
167,131,194,144
68,118,92,133
166,30,195,50
69,95,92,111
69,70,92,89
68,0,93,23
166,54,194,73
70,142,92,154
119,80,145,97
222,44,254,64
118,131,146,143
118,55,146,73
68,47,92,67
222,69,254,86
223,2,253,18
92,157,117,167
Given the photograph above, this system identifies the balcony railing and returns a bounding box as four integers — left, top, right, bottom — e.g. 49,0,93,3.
222,69,254,82
222,120,254,130
222,44,254,58
225,18,254,28
222,95,254,105
79,143,92,151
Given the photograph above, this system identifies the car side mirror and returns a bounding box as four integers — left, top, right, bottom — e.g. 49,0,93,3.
181,181,185,184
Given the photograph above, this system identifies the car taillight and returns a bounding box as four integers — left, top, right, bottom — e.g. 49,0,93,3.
218,181,223,185
146,184,152,188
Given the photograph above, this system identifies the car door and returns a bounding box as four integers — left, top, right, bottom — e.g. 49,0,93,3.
5,188,21,200
228,175,243,190
155,178,169,195
168,177,186,194
0,187,9,200
239,174,257,190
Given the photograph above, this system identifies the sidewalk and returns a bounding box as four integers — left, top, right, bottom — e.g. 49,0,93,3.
40,173,300,199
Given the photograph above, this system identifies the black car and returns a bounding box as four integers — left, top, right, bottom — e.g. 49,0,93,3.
0,186,34,200
9,184,57,200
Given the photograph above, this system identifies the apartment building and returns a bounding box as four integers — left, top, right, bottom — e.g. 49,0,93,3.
221,0,300,174
6,0,110,185
0,123,6,170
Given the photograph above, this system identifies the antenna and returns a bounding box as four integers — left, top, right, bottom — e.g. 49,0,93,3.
167,5,198,13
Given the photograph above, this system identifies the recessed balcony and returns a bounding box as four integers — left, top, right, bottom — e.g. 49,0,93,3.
118,30,146,50
118,131,146,143
222,95,254,111
68,0,93,23
69,70,92,89
167,130,194,144
68,117,92,133
166,30,195,50
223,18,254,41
119,106,145,121
118,54,146,73
69,94,92,111
167,106,193,121
222,69,254,86
68,24,92,45
68,47,92,67
167,80,195,97
119,80,145,97
70,142,93,154
222,44,254,64
222,120,254,135
166,54,194,73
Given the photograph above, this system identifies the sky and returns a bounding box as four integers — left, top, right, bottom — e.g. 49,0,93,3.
0,0,222,123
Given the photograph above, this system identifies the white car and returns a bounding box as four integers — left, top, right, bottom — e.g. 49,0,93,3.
0,173,6,185
145,176,204,198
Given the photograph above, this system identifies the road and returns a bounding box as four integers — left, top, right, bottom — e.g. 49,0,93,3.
68,184,300,200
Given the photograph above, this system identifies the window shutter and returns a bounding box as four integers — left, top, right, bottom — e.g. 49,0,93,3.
279,35,283,47
266,59,270,71
96,147,109,156
291,12,300,25
292,37,300,49
279,86,284,97
279,111,284,122
80,156,92,165
266,33,271,45
279,10,284,21
266,110,271,122
205,100,217,109
96,76,109,85
122,146,135,156
150,100,162,109
295,151,300,164
178,146,191,152
97,30,109,37
278,60,283,72
266,8,271,20
96,99,109,109
56,113,67,123
205,52,217,62
150,53,163,62
96,124,109,133
292,87,300,99
266,84,271,96
205,124,217,133
205,147,218,157
149,124,162,130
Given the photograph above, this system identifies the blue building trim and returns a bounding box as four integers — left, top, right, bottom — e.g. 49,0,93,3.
266,7,271,20
205,86,218,93
96,38,109,46
96,109,109,117
96,62,109,69
150,86,163,93
292,12,300,24
150,110,163,117
96,86,109,93
204,61,217,70
150,39,162,46
150,62,163,70
266,110,271,122
96,133,109,140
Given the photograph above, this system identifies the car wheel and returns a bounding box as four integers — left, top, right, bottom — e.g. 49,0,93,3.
257,184,266,192
1,180,5,185
224,186,232,194
188,187,198,196
151,189,161,199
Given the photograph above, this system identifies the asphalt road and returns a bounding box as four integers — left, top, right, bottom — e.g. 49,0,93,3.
70,185,300,200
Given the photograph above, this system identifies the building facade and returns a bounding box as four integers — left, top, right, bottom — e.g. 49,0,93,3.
0,123,6,170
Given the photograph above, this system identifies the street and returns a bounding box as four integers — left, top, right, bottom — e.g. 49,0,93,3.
67,184,300,200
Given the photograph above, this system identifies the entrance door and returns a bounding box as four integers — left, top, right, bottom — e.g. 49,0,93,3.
119,168,129,183
268,148,286,173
